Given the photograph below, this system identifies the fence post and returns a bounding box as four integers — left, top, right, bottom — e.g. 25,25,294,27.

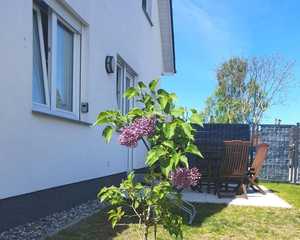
295,123,300,183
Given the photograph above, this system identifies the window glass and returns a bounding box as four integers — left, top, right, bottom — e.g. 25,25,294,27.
125,76,131,114
40,9,48,70
116,65,122,110
116,61,136,114
32,10,46,104
56,22,74,112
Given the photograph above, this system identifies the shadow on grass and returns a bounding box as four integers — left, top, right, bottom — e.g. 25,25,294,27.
48,202,228,240
185,203,227,228
47,206,133,240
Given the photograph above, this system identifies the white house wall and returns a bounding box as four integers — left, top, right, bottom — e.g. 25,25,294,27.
0,0,164,199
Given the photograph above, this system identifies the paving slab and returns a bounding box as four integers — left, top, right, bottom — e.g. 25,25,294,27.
182,186,292,208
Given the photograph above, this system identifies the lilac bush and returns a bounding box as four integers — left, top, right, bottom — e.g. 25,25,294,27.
170,167,201,190
96,79,203,240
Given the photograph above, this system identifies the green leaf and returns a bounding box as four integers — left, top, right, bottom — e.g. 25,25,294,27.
94,112,110,126
102,126,114,143
171,153,181,168
97,187,108,201
162,140,174,148
180,122,194,139
124,87,138,99
137,81,146,89
127,108,143,118
94,111,124,127
146,147,166,166
169,93,178,102
185,143,203,158
149,79,159,92
160,159,173,177
142,93,154,109
164,122,177,139
180,155,189,168
127,172,135,182
157,88,169,96
190,113,203,125
171,107,185,118
108,207,124,228
158,95,169,110
190,108,198,114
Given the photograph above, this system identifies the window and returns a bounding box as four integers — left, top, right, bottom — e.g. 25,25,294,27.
142,0,153,26
33,9,48,106
116,57,137,114
32,2,81,120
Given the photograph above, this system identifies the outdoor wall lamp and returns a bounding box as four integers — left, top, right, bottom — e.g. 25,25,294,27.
105,56,115,74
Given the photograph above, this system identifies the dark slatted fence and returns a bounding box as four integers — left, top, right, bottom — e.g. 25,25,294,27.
189,124,250,177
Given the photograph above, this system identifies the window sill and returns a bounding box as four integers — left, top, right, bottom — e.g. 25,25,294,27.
32,108,92,126
143,9,153,27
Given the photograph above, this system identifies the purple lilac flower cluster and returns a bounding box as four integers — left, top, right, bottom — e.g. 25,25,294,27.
170,167,201,190
132,117,156,137
118,117,156,147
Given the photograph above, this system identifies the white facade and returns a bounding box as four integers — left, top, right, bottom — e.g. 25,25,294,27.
0,0,175,199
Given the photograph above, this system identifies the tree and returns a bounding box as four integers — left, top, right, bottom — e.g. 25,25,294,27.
246,55,295,125
203,57,249,123
203,55,295,125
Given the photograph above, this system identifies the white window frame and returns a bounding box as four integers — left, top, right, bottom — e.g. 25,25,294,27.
142,0,153,26
32,5,50,112
146,0,153,18
116,57,137,115
116,57,137,172
32,2,81,120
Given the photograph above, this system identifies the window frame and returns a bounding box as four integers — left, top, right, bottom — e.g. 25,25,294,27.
116,57,137,115
142,0,153,26
116,57,137,173
32,2,81,120
32,5,50,112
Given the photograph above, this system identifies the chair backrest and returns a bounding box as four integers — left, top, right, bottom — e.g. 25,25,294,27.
251,143,269,180
220,140,250,178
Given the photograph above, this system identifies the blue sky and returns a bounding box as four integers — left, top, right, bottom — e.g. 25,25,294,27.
162,0,300,124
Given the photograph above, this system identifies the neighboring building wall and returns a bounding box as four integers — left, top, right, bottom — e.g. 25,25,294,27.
0,0,164,200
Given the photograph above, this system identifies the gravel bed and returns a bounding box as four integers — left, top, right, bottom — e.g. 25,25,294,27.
0,200,103,240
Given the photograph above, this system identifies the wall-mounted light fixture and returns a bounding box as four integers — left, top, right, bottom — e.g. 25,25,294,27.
105,56,115,74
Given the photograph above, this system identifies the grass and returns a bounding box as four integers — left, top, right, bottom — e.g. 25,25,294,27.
262,181,300,209
48,182,300,240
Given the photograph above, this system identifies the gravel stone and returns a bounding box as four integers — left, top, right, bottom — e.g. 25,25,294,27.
0,200,103,240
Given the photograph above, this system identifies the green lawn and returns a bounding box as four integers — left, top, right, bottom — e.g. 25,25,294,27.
262,181,300,209
48,182,300,240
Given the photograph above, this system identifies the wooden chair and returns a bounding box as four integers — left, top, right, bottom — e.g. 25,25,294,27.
248,143,269,194
217,140,250,199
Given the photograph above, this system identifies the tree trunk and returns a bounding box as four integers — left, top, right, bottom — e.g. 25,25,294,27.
154,224,157,240
144,224,149,240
